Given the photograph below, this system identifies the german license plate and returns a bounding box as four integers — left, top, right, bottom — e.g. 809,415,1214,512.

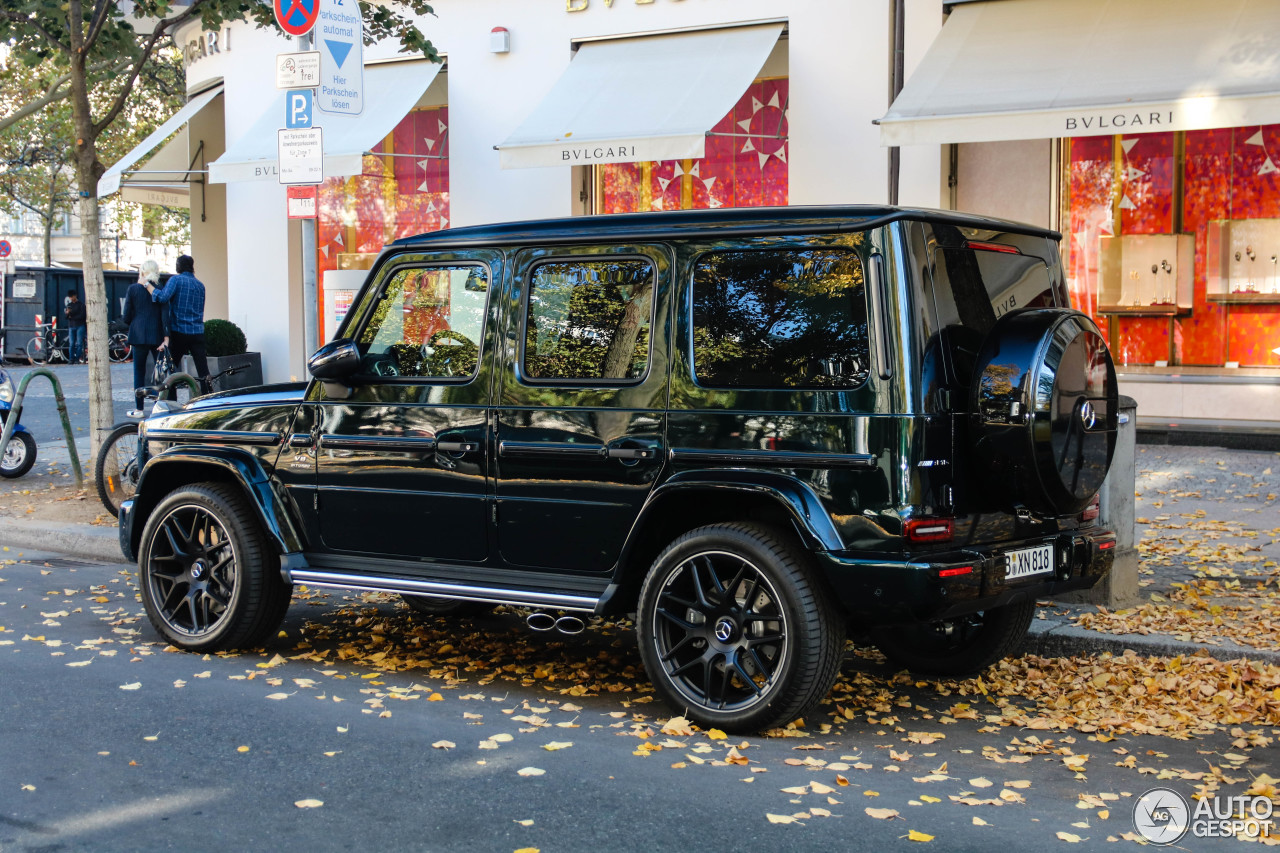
1005,544,1054,580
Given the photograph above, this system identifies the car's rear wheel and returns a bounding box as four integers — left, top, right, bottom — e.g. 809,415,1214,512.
636,523,844,733
400,594,493,618
138,483,292,652
871,598,1035,676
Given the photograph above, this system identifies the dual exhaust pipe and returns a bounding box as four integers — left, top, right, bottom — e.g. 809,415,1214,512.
525,611,586,635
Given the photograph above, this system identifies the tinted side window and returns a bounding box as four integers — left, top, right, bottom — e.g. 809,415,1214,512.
692,249,869,389
357,265,488,379
523,258,654,383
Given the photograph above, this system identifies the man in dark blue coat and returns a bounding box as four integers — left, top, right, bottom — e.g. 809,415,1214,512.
122,259,169,415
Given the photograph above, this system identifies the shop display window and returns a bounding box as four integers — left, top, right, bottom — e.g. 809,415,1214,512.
596,78,788,214
1064,126,1280,368
316,105,450,340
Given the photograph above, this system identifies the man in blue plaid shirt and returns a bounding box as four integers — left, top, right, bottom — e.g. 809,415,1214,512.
147,254,210,393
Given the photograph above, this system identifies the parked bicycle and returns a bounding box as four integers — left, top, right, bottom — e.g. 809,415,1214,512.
96,364,246,517
26,316,132,364
26,317,69,364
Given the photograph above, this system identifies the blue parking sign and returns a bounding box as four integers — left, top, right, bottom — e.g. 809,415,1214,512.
285,89,314,129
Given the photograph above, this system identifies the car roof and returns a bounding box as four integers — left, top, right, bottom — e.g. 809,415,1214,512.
388,205,1061,250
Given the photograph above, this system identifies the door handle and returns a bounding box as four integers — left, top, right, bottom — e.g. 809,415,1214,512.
606,447,657,460
436,440,480,454
288,433,314,448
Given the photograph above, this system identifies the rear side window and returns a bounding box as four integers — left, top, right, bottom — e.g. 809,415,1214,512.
523,258,654,383
692,249,869,389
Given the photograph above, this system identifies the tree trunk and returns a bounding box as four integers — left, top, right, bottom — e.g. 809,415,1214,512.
68,30,113,464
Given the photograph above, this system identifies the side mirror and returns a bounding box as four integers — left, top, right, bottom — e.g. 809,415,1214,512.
308,338,359,380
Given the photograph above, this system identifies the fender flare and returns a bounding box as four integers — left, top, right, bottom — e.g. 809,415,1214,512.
624,469,846,558
130,446,304,557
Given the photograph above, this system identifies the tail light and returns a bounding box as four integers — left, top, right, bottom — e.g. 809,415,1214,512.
905,517,954,543
964,240,1020,255
938,565,973,578
1080,494,1100,523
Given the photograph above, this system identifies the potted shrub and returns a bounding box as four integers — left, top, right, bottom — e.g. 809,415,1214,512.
192,318,262,391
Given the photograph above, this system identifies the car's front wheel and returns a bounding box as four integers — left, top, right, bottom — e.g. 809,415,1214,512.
871,598,1035,676
636,523,844,733
138,483,292,652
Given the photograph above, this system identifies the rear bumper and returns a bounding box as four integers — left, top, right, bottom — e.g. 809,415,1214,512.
816,529,1116,626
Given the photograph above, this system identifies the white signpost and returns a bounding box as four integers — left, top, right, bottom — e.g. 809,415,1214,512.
276,51,321,89
278,127,323,184
317,0,363,115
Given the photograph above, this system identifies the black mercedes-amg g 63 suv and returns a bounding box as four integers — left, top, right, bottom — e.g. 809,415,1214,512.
119,206,1117,731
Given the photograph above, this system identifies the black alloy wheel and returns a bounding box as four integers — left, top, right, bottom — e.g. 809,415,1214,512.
637,523,843,732
138,483,291,651
871,598,1036,676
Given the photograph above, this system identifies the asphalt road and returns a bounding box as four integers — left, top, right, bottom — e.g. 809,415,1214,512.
0,362,137,445
0,550,1256,851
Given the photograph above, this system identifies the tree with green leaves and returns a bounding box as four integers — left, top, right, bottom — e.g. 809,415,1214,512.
0,47,186,266
0,0,436,458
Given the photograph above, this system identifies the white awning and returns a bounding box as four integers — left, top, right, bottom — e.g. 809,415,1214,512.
97,84,222,201
879,0,1280,147
208,60,442,184
498,23,783,170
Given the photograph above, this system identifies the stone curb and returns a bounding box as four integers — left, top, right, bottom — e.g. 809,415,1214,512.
1020,617,1280,667
0,518,125,564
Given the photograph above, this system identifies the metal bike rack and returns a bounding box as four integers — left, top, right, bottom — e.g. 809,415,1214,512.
0,368,83,487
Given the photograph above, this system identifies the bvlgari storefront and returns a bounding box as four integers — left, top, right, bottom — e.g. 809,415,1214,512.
101,1,940,381
884,0,1280,433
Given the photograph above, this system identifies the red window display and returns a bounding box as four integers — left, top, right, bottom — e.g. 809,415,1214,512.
316,106,450,341
1065,126,1280,368
597,78,788,214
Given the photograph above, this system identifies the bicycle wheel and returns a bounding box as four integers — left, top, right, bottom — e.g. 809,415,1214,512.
26,336,49,365
109,333,132,363
95,422,142,517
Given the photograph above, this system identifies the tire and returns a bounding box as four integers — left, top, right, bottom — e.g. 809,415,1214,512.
0,431,37,478
26,337,49,365
871,598,1036,677
108,333,132,363
636,522,844,733
95,422,141,517
138,482,292,652
400,594,493,618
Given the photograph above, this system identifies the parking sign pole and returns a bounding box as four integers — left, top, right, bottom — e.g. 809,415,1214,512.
298,30,320,363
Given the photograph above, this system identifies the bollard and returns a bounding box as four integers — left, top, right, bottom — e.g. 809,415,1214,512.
1057,394,1139,608
0,368,84,488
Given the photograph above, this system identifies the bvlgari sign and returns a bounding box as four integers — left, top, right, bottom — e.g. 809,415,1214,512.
1064,110,1175,133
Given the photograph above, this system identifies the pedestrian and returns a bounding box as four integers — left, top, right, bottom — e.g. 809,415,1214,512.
147,254,210,395
122,259,170,416
65,289,87,364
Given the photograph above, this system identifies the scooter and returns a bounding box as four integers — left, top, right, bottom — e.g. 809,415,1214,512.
0,367,37,478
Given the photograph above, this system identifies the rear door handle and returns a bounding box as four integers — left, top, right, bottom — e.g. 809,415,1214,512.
436,440,480,454
606,447,657,460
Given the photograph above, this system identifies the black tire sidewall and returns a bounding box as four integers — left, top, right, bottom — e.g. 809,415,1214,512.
872,598,1035,677
636,523,838,732
138,484,271,652
94,422,140,517
0,432,36,478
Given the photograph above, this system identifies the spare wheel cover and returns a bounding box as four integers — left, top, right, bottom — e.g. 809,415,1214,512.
970,309,1117,516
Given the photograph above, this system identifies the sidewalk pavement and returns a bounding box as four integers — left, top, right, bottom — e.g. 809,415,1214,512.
2,438,1277,668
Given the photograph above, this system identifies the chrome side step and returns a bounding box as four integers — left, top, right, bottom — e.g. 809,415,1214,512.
288,569,600,613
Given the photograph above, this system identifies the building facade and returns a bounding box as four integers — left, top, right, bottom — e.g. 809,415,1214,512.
102,0,1280,428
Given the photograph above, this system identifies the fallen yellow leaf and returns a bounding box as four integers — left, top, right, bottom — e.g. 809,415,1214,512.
865,808,899,820
906,829,934,842
1056,831,1083,843
707,729,728,741
294,799,323,808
